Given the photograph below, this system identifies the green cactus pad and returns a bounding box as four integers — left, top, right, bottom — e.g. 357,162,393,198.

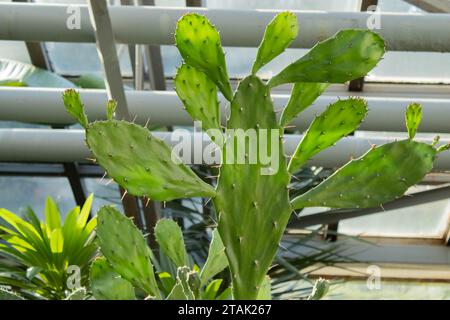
106,100,117,121
252,11,298,74
175,63,221,133
268,29,385,88
86,120,216,201
90,257,136,300
199,229,228,286
288,98,368,173
96,206,160,298
279,82,329,126
405,103,422,139
215,76,292,300
154,219,189,268
62,89,89,128
175,13,233,101
291,140,436,209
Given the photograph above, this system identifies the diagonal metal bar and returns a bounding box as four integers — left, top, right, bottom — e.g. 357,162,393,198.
87,0,140,221
404,0,450,13
87,0,130,120
289,185,450,229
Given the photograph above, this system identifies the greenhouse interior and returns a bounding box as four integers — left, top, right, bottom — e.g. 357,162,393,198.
0,0,450,303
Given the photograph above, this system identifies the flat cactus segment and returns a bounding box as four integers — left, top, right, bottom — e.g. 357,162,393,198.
268,29,385,88
199,229,228,286
291,140,436,209
215,76,291,299
175,13,233,101
252,11,298,74
62,89,89,128
86,120,216,201
96,206,160,298
288,98,368,173
90,257,136,300
279,82,329,126
405,103,422,139
175,63,221,133
154,219,189,268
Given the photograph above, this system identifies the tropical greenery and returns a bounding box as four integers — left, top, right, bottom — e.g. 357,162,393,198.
0,195,97,299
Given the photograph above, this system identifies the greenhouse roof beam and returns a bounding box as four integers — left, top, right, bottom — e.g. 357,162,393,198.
0,129,449,170
87,0,130,120
1,87,450,133
2,4,450,52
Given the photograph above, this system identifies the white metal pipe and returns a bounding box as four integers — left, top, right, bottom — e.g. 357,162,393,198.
1,4,450,51
1,87,450,133
1,129,449,171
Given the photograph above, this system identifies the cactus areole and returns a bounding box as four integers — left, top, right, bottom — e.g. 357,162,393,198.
63,12,447,300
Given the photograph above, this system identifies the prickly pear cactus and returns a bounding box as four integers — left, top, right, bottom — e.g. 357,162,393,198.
64,11,447,300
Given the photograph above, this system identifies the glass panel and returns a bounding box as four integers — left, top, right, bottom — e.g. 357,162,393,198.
45,43,132,77
337,184,450,238
0,41,30,63
0,176,76,219
83,177,123,214
378,0,423,13
326,280,450,300
35,0,132,76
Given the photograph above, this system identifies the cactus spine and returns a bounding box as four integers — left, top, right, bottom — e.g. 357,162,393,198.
64,11,446,300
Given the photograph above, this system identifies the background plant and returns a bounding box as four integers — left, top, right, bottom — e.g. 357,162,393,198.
0,195,97,299
62,11,448,300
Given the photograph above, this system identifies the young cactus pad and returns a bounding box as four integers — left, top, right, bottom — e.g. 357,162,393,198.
63,11,444,300
96,206,160,298
252,11,299,74
175,63,221,133
268,29,385,88
288,98,368,173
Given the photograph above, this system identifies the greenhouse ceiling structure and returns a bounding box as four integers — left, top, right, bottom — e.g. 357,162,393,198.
0,0,450,303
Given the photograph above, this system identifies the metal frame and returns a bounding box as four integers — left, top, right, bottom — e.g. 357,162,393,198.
3,87,450,133
3,4,450,52
2,128,450,169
